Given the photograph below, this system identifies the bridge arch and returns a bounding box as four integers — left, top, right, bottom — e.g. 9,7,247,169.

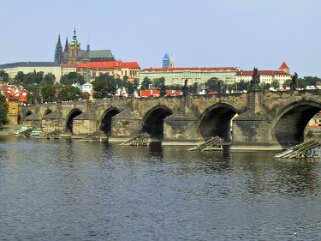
43,109,52,117
198,103,239,141
142,105,173,140
100,107,121,136
25,110,33,118
66,108,83,133
271,100,321,147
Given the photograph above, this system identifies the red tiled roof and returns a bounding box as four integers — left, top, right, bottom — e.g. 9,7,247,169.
279,62,289,70
142,67,237,72
76,61,140,69
237,70,290,76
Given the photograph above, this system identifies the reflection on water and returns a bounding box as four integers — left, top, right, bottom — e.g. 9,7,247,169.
0,137,320,240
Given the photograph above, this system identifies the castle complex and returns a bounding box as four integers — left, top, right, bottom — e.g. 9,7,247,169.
54,29,114,64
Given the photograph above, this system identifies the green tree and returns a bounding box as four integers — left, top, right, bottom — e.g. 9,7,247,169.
23,84,41,104
189,82,199,95
206,77,223,92
140,77,152,90
237,80,250,91
60,72,85,85
0,94,8,126
41,83,56,102
0,70,9,82
153,77,165,89
43,73,56,85
60,85,81,101
271,80,280,89
92,73,117,98
260,82,271,91
15,71,25,82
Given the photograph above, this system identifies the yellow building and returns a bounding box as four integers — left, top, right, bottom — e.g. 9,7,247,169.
6,99,19,125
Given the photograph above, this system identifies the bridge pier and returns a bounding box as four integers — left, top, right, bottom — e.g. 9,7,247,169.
231,92,281,150
109,108,143,143
162,112,202,145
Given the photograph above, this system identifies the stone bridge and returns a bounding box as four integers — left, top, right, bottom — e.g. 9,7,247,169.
21,90,321,150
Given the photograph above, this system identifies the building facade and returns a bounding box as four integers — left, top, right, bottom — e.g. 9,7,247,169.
0,62,62,82
236,62,291,86
138,67,239,86
75,61,140,81
139,62,292,87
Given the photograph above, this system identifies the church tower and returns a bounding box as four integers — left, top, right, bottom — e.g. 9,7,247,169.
64,37,69,53
54,35,63,64
68,29,81,64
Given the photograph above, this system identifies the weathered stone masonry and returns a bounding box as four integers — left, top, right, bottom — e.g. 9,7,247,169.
21,91,321,150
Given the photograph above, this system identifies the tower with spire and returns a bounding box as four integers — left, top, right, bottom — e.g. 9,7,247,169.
279,61,290,74
68,28,81,64
54,35,63,64
64,37,69,54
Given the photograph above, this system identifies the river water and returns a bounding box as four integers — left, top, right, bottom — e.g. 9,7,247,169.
0,137,320,241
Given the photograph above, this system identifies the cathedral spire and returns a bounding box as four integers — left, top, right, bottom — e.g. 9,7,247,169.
71,28,79,45
54,34,63,64
64,37,69,53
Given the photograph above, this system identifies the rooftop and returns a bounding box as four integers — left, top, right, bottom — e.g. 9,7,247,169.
0,62,60,69
142,67,238,72
237,70,291,76
76,61,140,69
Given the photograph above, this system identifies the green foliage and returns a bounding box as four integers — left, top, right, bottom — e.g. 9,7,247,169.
93,73,117,98
259,82,271,91
283,79,291,87
206,77,223,92
271,80,280,89
43,73,56,85
0,94,8,126
14,70,53,85
23,84,41,104
153,77,165,89
15,71,25,82
284,76,321,89
140,77,152,90
60,72,85,85
60,85,81,101
236,80,250,91
41,83,57,102
189,82,199,95
26,71,44,84
0,70,9,82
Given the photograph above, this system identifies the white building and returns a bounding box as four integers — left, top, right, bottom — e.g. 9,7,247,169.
236,62,291,86
0,62,62,82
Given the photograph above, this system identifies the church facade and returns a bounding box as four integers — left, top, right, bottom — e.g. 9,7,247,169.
54,29,114,65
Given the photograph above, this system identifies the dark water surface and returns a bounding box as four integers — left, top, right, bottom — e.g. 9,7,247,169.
0,137,320,241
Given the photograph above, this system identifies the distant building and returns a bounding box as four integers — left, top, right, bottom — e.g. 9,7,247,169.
139,67,238,86
1,84,28,125
0,62,62,82
169,55,175,68
75,61,140,81
236,62,291,86
162,53,170,68
80,82,93,94
54,29,115,64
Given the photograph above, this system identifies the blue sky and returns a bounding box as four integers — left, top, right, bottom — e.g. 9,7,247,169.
0,0,320,76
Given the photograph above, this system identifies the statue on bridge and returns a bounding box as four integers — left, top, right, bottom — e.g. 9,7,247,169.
183,79,189,97
290,72,298,91
250,67,260,92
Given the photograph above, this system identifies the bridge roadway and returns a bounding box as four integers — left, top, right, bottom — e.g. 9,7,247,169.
21,90,321,150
